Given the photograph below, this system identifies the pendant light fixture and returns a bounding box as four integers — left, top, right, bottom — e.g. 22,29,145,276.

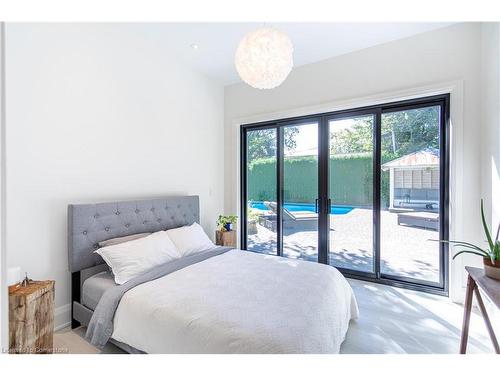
235,27,294,89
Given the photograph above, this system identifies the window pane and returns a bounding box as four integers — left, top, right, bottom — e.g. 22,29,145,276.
329,115,374,273
380,106,441,283
282,123,319,261
246,128,277,255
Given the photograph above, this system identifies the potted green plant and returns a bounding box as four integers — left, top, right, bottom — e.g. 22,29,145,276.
443,200,500,280
217,215,238,232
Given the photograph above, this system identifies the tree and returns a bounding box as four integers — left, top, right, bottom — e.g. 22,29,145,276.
330,120,373,154
247,127,299,160
330,106,440,159
381,107,439,158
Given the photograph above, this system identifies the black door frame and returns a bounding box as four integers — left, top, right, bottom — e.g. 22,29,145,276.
240,94,450,296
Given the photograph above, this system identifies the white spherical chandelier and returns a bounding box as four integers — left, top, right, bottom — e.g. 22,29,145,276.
235,27,294,90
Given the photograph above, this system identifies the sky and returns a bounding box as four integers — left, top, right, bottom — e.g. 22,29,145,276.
285,118,360,156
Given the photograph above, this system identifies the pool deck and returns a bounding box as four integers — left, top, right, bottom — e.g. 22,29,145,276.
247,208,440,283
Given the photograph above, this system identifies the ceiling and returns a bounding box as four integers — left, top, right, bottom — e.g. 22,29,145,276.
136,23,454,86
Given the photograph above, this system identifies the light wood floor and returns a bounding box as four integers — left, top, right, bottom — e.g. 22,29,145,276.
54,279,494,354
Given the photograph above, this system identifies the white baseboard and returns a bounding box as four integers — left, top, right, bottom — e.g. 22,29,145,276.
54,303,71,332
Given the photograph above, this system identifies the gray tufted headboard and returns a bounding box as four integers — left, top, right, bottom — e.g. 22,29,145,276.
68,196,200,273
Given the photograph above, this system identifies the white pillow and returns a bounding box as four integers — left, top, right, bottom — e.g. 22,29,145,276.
98,232,151,248
165,222,215,257
95,231,181,284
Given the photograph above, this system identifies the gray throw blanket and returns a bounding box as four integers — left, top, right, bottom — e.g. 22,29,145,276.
86,246,233,348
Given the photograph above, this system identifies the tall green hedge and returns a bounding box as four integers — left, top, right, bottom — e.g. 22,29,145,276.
247,154,389,207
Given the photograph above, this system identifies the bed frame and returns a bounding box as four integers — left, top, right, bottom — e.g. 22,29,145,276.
68,196,201,330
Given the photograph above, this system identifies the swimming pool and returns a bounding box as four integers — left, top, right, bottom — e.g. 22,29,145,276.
250,201,354,215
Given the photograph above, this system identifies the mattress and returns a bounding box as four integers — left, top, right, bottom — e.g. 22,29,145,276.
82,270,116,310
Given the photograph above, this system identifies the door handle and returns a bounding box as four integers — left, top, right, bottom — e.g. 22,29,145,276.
315,198,319,214
327,198,331,214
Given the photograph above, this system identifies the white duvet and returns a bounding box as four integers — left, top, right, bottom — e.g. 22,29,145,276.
111,250,358,353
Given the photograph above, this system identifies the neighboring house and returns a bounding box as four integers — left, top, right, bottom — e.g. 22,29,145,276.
381,149,440,211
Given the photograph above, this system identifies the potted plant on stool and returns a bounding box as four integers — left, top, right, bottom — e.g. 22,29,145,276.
216,215,238,247
441,200,500,280
217,215,238,232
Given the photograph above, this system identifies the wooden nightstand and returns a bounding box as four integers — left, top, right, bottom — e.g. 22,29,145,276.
9,280,55,354
215,230,237,247
460,267,499,354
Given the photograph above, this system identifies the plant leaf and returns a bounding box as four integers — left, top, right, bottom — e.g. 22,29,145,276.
452,250,487,260
481,199,494,251
451,244,490,257
433,239,488,255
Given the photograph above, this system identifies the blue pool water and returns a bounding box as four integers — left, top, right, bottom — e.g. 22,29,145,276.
250,201,353,215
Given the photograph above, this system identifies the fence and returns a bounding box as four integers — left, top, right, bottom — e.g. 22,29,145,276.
247,154,388,207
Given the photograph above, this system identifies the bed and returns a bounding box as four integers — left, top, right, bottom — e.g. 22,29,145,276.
68,196,358,354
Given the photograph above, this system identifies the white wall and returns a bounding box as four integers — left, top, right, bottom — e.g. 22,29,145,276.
480,23,500,331
481,23,500,235
5,24,225,329
224,23,485,301
0,22,7,351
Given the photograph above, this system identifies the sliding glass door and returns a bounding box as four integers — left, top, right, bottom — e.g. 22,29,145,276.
328,114,375,275
244,127,278,255
240,94,449,295
379,105,445,286
282,122,319,261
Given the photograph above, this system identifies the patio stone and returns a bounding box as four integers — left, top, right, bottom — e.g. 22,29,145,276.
247,208,440,283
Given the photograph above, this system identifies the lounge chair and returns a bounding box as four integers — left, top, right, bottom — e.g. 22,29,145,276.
263,201,318,232
397,211,439,231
